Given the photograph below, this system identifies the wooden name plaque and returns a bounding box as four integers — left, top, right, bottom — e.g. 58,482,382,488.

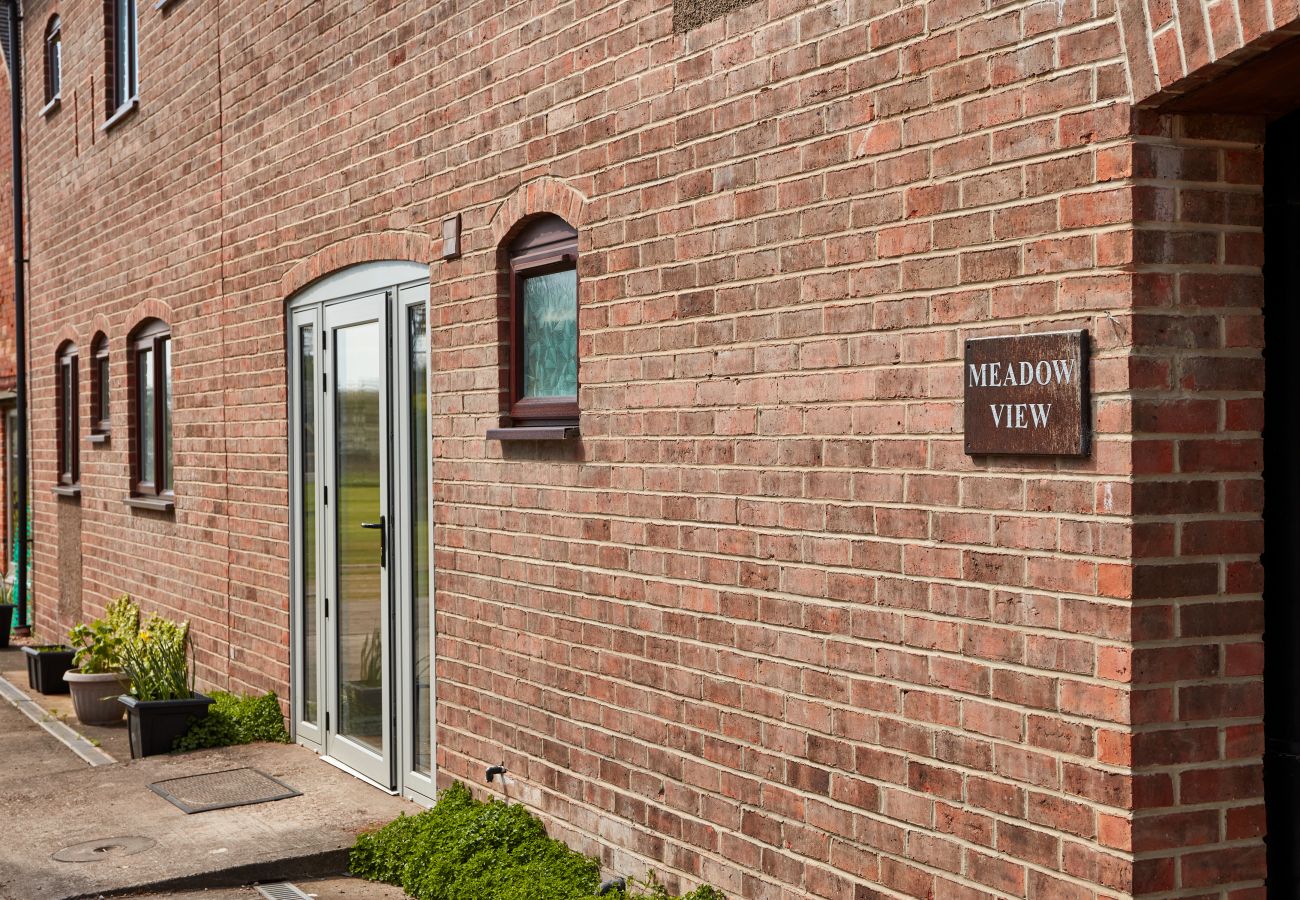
963,330,1090,457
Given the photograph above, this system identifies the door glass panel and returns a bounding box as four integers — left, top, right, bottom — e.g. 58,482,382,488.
299,325,318,726
138,348,154,483
522,268,577,398
334,321,384,752
408,305,431,775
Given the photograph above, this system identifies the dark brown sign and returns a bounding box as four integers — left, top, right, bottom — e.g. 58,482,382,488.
963,330,1090,456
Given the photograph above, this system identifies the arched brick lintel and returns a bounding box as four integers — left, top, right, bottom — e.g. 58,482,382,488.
487,176,589,249
1119,0,1300,106
53,325,78,354
126,298,173,336
279,232,435,300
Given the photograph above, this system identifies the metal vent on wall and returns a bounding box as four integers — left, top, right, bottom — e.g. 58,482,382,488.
256,884,313,900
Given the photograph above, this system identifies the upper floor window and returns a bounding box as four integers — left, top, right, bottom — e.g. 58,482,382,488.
506,215,579,426
91,333,110,435
56,342,78,488
130,319,171,502
44,16,61,109
107,0,137,118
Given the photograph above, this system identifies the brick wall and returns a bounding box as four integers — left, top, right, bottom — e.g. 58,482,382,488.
1120,111,1269,896
16,0,1286,897
429,2,1143,897
1118,0,1300,104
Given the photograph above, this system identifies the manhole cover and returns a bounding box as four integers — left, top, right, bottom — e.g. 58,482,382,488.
52,836,157,863
148,767,301,814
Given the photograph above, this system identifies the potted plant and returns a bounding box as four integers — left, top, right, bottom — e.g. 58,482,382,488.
64,596,137,725
0,581,16,649
341,629,383,737
117,613,212,758
21,643,76,694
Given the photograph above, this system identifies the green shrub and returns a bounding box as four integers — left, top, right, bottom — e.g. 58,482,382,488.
350,782,724,900
174,691,290,751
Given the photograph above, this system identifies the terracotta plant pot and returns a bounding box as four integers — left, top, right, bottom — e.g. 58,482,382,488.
64,670,130,725
120,692,213,758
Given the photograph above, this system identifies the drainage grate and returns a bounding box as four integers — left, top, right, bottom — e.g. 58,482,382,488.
256,884,313,900
148,767,302,814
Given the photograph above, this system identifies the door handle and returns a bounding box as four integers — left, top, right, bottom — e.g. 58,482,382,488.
361,516,386,568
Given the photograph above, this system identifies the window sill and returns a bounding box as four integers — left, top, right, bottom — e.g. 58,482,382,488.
86,432,109,445
51,484,81,498
154,0,180,8
124,495,174,513
41,96,61,118
487,425,580,441
101,97,139,132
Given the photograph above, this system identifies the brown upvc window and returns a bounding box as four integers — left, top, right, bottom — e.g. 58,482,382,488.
507,215,579,426
91,333,110,435
105,0,137,120
44,16,62,110
56,343,79,487
130,320,171,500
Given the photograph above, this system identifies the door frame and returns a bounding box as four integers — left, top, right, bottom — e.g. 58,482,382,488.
287,260,436,804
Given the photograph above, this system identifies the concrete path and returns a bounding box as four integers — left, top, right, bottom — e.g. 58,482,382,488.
115,875,410,898
0,663,418,900
0,643,133,761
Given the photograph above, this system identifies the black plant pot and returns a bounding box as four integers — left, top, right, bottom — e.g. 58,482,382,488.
120,692,214,759
21,645,75,694
0,603,15,649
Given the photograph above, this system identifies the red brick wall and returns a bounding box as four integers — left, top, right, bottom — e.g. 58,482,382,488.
1118,0,1300,104
428,2,1143,897
15,0,1285,897
1118,111,1269,896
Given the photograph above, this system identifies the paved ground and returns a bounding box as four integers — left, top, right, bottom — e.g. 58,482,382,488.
116,875,410,898
0,643,134,760
0,647,418,900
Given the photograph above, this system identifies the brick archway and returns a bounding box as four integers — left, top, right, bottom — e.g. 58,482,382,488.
1118,0,1300,104
279,232,434,300
487,176,588,249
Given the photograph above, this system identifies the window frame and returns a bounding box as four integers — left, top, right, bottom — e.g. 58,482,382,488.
506,217,579,426
130,320,171,502
56,343,79,488
90,333,110,436
106,0,138,120
43,16,62,111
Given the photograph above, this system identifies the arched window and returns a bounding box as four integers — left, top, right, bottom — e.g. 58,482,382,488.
506,215,579,426
128,319,172,506
90,332,110,436
56,341,78,489
44,16,62,108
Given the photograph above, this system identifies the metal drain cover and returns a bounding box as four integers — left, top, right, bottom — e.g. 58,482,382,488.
53,835,157,862
148,767,301,814
256,884,313,900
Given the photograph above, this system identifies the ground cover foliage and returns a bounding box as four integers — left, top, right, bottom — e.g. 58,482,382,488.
174,691,290,751
350,782,725,900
